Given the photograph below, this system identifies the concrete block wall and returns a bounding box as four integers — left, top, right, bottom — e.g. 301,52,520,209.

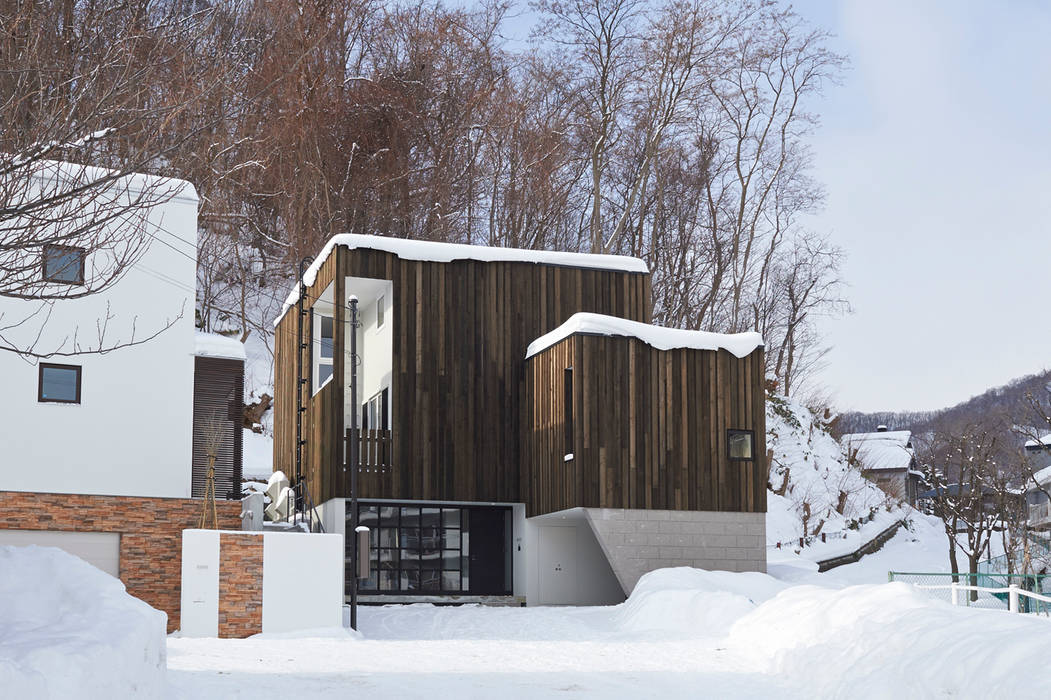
583,508,766,595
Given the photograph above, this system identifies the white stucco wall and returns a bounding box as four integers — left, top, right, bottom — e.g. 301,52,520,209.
261,531,344,633
180,529,344,637
0,173,198,498
341,278,392,430
180,529,221,637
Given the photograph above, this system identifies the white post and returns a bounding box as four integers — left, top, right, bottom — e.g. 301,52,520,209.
950,582,959,606
1009,584,1020,613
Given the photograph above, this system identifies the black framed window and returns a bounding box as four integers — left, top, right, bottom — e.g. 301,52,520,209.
354,504,468,593
38,363,81,403
42,245,85,284
362,388,389,432
727,429,755,460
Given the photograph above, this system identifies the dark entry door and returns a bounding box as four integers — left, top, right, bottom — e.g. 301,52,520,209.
468,507,508,595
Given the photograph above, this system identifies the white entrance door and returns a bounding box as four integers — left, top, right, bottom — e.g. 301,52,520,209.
0,530,120,577
538,526,576,605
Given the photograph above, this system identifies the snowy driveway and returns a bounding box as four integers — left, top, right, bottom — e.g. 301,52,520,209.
167,604,804,699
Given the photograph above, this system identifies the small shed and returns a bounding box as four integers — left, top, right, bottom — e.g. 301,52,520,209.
192,332,246,500
524,313,766,516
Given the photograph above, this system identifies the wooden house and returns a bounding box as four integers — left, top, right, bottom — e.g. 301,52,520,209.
273,235,766,605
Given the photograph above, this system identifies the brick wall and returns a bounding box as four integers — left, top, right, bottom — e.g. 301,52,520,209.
218,532,264,637
0,490,241,632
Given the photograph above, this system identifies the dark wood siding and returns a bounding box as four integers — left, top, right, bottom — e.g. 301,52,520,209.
274,246,650,504
192,356,245,500
525,335,767,516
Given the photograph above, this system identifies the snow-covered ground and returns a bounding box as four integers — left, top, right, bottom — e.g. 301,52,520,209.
0,546,167,699
167,566,1051,699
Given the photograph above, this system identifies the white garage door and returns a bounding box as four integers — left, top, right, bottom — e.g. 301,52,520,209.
0,530,120,577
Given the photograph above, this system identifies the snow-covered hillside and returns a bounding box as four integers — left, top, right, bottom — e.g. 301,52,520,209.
765,395,906,562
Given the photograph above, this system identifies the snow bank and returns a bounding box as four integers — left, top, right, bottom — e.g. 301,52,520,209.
193,331,247,360
525,313,764,359
729,582,1051,698
275,234,648,325
614,567,788,637
0,546,167,699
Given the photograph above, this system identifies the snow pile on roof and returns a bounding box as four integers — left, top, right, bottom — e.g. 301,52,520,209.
766,396,903,561
615,567,787,638
728,582,1051,697
525,313,764,359
1025,433,1051,448
194,331,246,361
840,430,914,472
0,545,167,699
1032,464,1051,488
275,234,648,326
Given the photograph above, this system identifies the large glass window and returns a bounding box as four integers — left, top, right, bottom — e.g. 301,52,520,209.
42,245,85,284
353,504,469,593
38,363,81,403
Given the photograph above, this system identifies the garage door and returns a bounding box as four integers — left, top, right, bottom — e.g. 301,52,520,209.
0,530,120,577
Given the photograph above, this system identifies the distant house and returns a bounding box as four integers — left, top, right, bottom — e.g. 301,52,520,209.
1024,436,1051,529
273,234,768,605
0,163,244,631
841,427,924,505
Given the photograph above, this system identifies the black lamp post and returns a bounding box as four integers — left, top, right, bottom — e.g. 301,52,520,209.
347,294,360,630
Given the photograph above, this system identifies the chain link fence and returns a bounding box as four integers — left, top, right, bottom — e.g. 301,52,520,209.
888,572,1051,614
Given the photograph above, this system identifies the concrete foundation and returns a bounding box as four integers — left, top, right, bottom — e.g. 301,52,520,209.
583,508,766,595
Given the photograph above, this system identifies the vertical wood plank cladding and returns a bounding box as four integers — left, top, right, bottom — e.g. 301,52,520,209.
275,245,650,504
526,336,766,516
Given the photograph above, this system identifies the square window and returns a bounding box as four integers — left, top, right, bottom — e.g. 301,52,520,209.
42,245,85,284
728,430,755,461
38,363,81,403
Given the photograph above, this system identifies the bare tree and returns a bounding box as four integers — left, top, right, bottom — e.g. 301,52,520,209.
0,0,268,358
915,420,1004,596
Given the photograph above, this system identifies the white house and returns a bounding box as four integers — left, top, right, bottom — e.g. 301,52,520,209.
0,164,201,498
841,427,923,504
0,162,247,632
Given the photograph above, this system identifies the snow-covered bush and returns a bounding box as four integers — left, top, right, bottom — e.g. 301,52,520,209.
0,546,167,699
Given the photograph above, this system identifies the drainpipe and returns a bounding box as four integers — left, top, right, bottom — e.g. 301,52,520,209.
348,294,360,630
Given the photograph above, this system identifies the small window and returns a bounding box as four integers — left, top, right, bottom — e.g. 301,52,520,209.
42,245,85,284
313,311,334,392
728,430,755,461
38,363,81,403
363,388,389,431
564,367,574,458
376,295,385,329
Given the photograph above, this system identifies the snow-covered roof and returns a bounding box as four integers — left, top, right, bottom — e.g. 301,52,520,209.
1025,434,1051,449
1032,464,1051,488
840,430,914,472
15,157,198,203
525,313,764,359
274,234,649,326
194,331,246,361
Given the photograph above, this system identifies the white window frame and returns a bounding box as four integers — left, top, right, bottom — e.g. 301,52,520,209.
376,295,386,330
313,310,335,394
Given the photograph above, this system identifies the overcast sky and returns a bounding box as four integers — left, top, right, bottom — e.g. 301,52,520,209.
795,1,1051,412
502,1,1051,413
